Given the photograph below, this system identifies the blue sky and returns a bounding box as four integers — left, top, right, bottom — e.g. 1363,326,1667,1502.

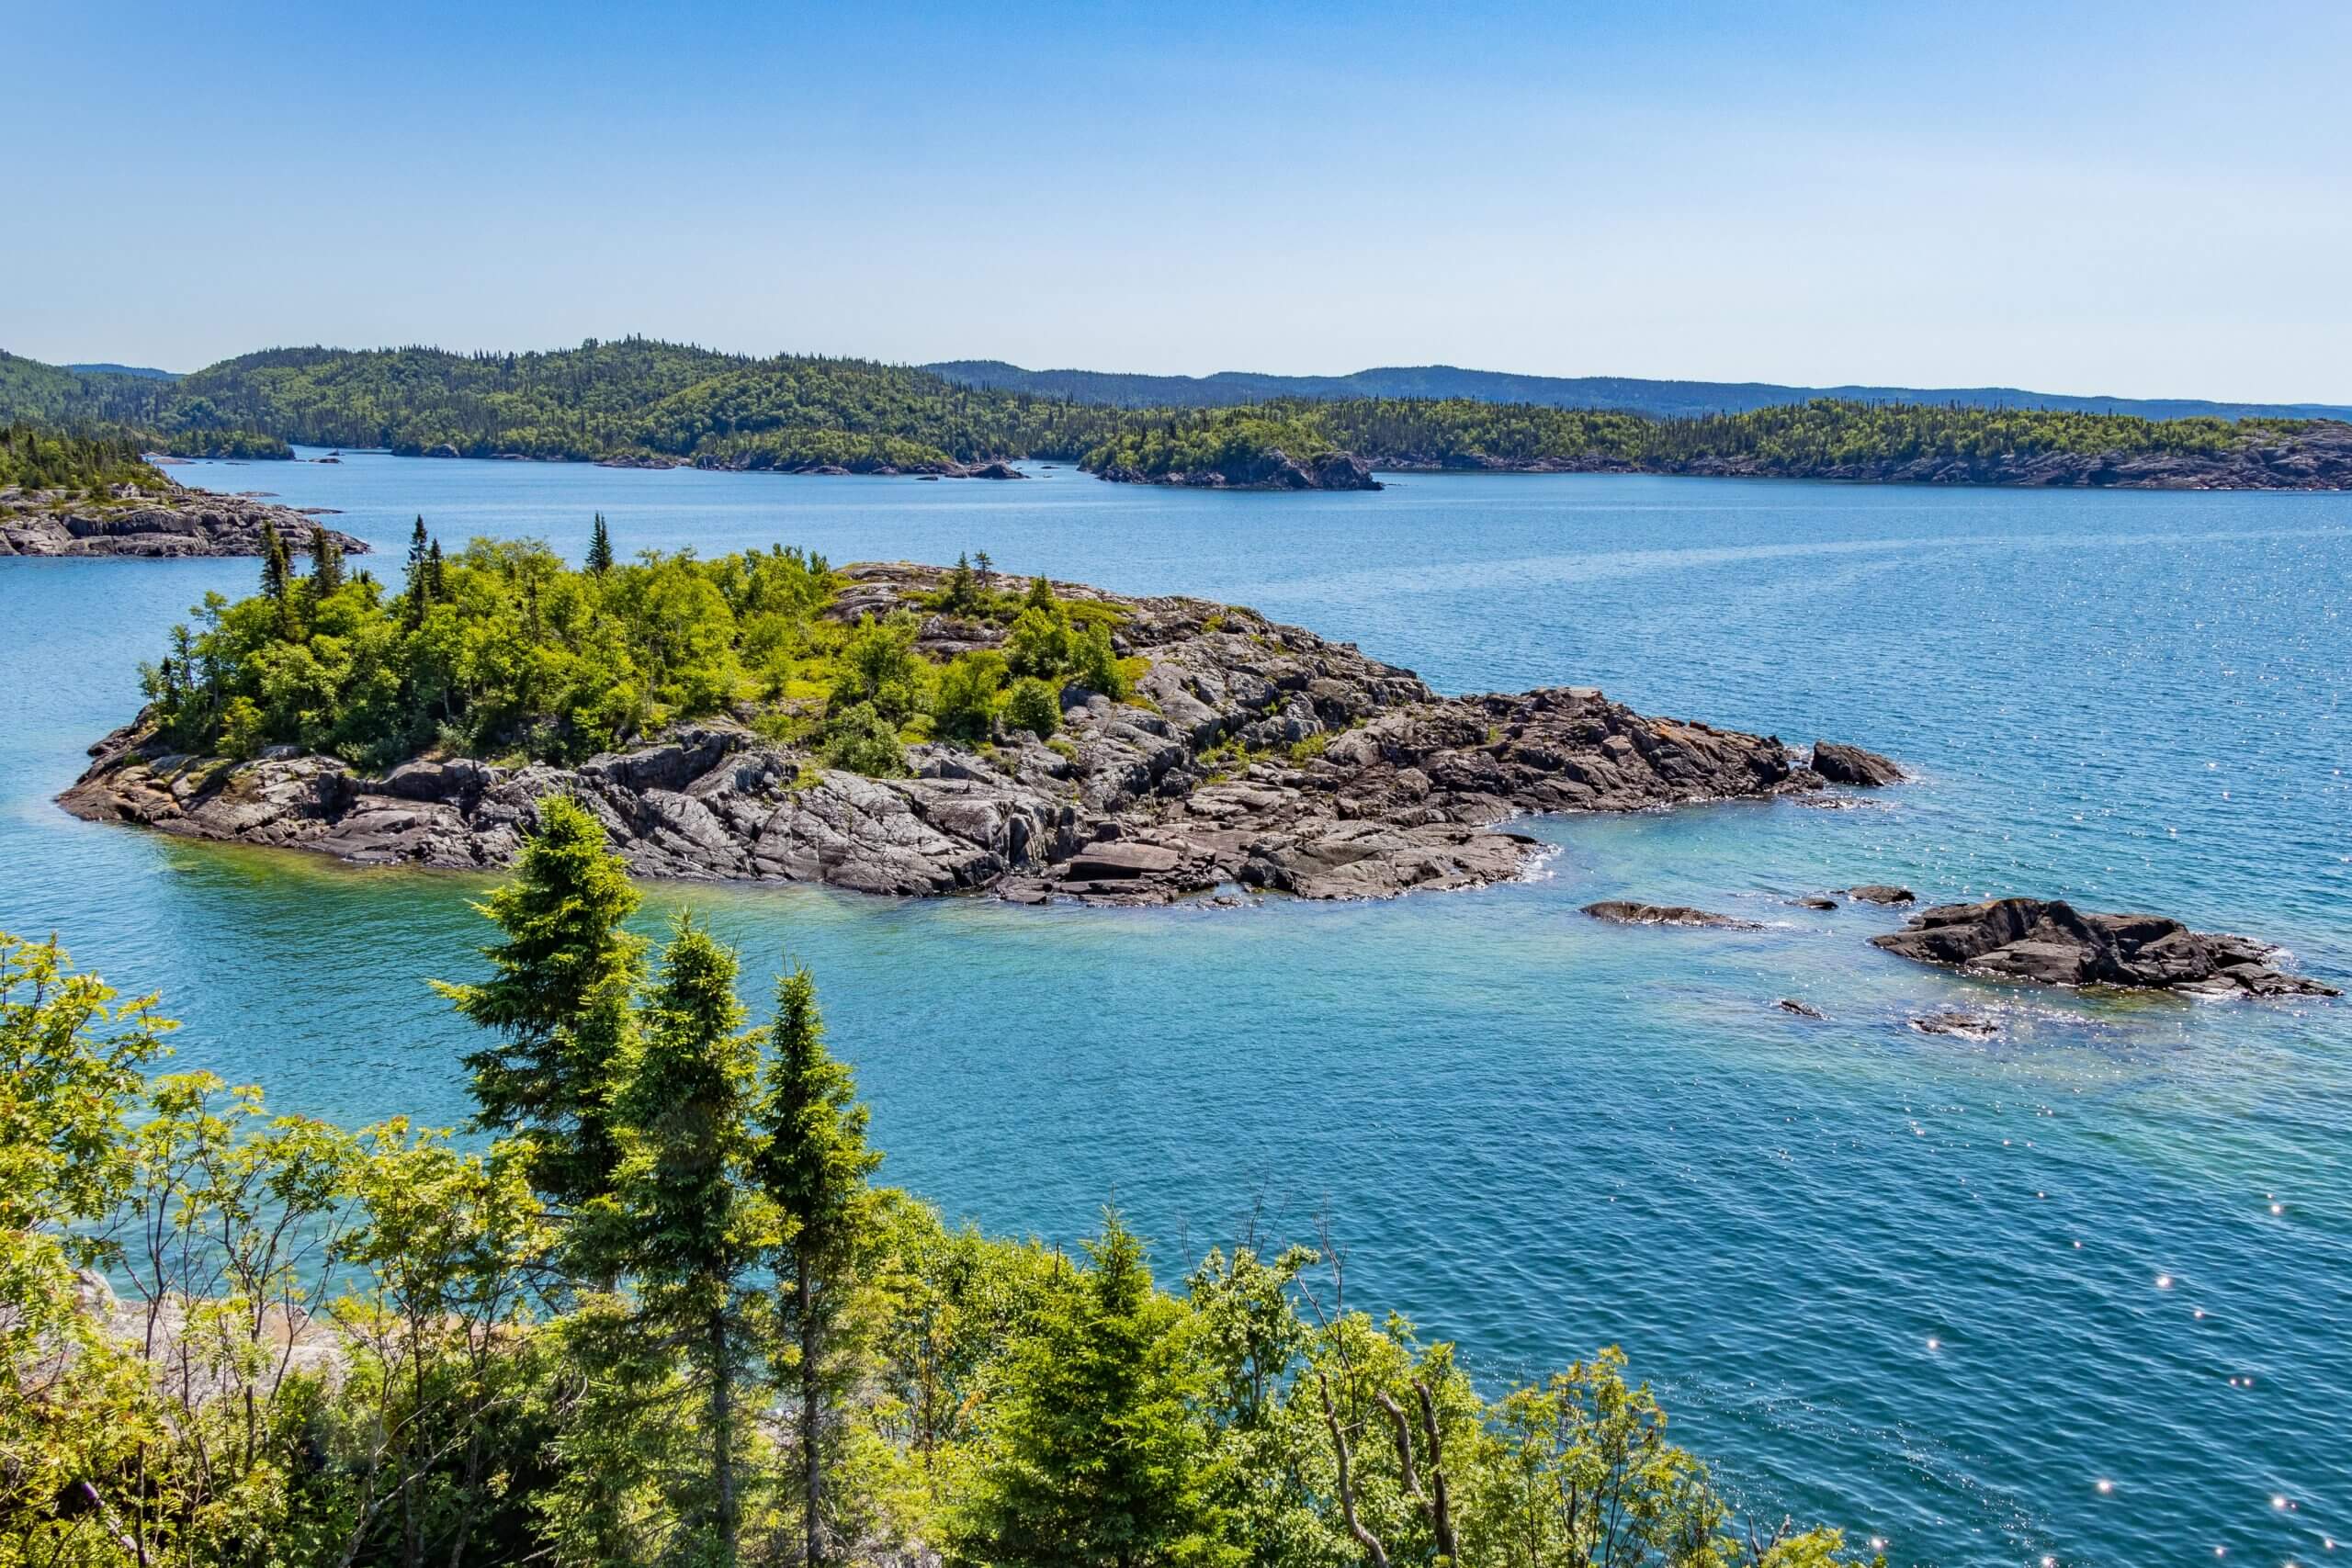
9,0,2348,400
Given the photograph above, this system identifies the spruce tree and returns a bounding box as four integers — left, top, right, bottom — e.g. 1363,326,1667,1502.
435,795,644,1224
950,1209,1224,1568
754,965,882,1568
309,523,345,597
603,916,766,1563
402,516,433,626
425,537,447,600
586,513,614,574
259,520,288,604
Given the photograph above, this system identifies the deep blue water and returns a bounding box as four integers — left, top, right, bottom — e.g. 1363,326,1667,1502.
4,452,2346,1566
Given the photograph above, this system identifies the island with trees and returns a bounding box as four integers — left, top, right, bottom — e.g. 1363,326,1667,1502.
60,522,1880,899
0,423,359,558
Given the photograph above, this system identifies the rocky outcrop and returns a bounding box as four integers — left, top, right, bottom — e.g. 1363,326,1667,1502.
1849,885,1917,906
1581,902,1761,930
1095,449,1382,491
60,562,1861,905
1811,741,1905,786
1871,898,2338,998
0,483,369,558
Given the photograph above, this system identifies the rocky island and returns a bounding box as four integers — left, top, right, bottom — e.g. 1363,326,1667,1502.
60,558,1887,902
1,481,367,558
1871,897,2338,997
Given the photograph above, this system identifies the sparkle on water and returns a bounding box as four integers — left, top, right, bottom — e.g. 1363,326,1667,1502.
3,453,2346,1567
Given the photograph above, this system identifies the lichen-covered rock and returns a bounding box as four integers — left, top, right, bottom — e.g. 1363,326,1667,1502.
62,561,1838,906
1871,897,2338,998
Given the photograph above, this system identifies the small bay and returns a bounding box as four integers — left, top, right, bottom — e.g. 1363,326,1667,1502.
3,452,2345,1566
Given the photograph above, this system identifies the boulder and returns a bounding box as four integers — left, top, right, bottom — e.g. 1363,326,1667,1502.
1871,897,2339,998
1812,741,1905,786
1849,885,1917,905
1581,901,1760,930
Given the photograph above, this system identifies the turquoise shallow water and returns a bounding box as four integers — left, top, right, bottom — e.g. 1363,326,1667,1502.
4,453,2347,1565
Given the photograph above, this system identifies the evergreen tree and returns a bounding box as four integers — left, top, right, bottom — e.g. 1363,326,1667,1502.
601,916,768,1563
310,522,345,597
754,965,883,1568
425,537,447,599
435,796,645,1228
402,515,433,626
586,512,615,574
259,520,289,604
949,1209,1226,1568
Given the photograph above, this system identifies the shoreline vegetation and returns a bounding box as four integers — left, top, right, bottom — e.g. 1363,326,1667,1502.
2,804,1878,1565
5,342,2348,492
60,529,1871,901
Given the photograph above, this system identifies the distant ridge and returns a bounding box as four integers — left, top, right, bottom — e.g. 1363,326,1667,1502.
923,360,2352,423
65,362,178,380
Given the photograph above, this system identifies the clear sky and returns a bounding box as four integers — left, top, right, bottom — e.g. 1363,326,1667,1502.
9,0,2348,401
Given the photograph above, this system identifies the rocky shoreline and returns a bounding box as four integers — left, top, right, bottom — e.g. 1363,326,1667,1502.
58,561,1878,903
589,452,1027,479
1093,450,1382,491
1,482,368,558
1367,422,2352,490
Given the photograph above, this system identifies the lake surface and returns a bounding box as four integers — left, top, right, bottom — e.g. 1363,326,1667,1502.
5,452,2346,1566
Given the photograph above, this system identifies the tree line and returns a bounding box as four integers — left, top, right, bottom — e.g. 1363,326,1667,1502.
135,520,1132,776
3,802,1874,1568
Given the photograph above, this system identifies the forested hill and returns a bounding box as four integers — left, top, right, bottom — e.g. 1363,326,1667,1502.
1081,399,2352,491
927,358,2352,423
6,341,2347,489
1,341,1130,470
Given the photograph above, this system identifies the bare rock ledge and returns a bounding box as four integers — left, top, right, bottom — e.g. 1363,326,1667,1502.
60,561,1885,905
1871,898,2338,998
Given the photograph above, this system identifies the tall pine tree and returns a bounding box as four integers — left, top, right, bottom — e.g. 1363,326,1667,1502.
309,523,345,597
755,965,882,1568
586,512,615,574
435,795,644,1229
601,916,768,1564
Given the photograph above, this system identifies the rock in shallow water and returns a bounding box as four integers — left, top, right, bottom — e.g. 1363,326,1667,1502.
1581,901,1762,930
1849,884,1917,905
1810,740,1905,786
1871,897,2339,998
1911,1011,2000,1039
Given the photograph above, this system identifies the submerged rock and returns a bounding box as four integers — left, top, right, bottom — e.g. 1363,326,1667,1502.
1776,998,1826,1019
1811,741,1905,786
62,561,1844,907
1911,1011,1999,1039
1793,895,1840,910
1581,901,1762,930
1871,897,2339,998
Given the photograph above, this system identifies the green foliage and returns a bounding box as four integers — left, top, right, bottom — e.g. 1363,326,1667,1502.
138,533,839,768
821,702,910,777
0,421,164,495
833,612,928,726
1081,394,2315,479
948,1210,1229,1568
933,650,1008,741
433,795,646,1224
757,966,886,1567
1005,676,1061,739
